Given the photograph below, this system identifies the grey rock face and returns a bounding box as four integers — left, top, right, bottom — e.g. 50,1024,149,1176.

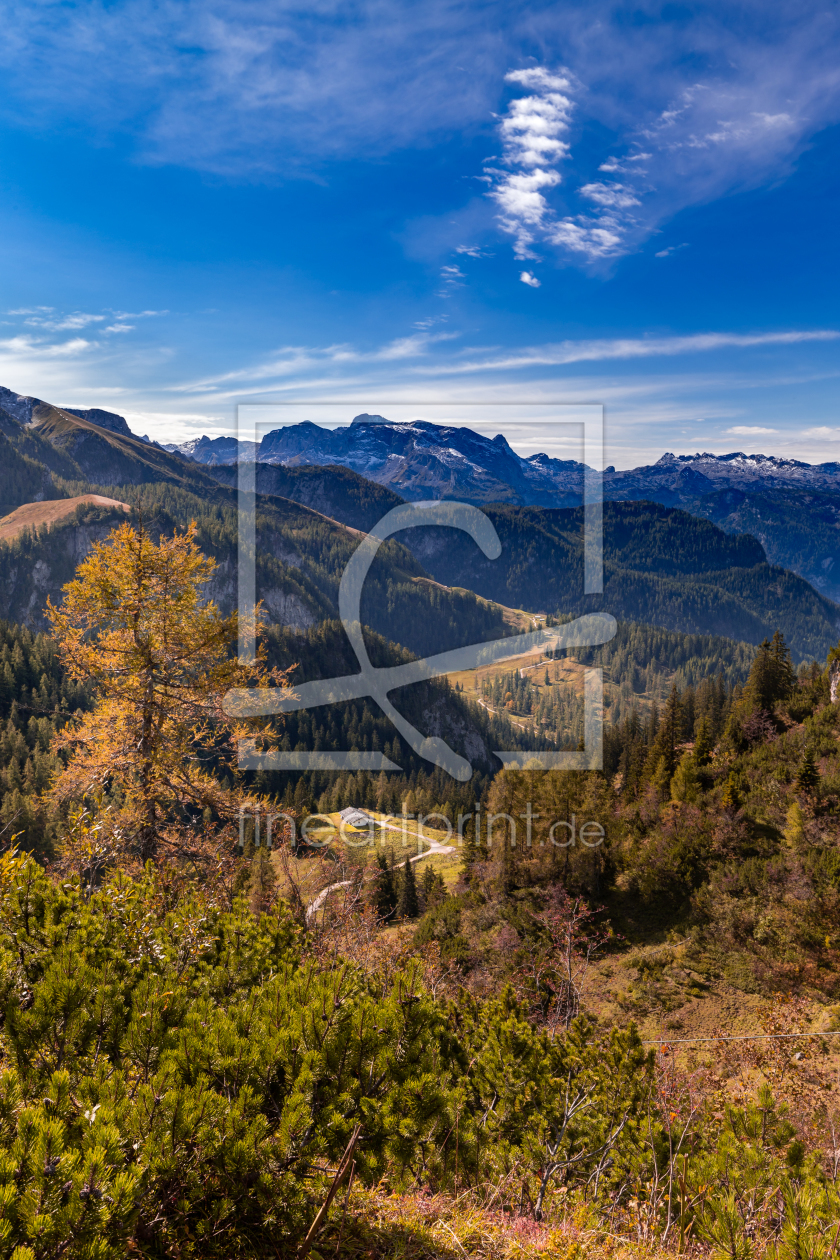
0,387,44,425
63,407,135,439
830,658,840,703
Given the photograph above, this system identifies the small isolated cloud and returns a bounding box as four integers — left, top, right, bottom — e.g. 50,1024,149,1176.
0,335,92,359
455,245,492,258
105,324,134,334
580,182,641,210
437,264,466,295
112,309,169,319
520,271,541,287
803,426,840,438
725,425,778,435
655,243,690,258
25,312,105,331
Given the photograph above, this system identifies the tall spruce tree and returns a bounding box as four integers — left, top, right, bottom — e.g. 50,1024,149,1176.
744,632,794,715
397,855,419,919
796,748,819,796
373,850,398,922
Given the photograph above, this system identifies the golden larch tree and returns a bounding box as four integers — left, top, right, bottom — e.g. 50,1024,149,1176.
46,519,281,872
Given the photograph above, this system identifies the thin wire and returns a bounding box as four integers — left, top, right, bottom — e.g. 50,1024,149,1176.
643,1030,840,1046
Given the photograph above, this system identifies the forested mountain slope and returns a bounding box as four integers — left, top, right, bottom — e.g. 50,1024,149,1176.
2,480,838,661
681,484,840,601
1,382,838,663
402,501,840,661
206,460,404,532
0,394,224,517
207,461,840,659
0,484,519,664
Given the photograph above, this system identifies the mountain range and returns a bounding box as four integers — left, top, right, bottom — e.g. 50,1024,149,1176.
167,411,840,502
0,384,838,662
169,412,840,601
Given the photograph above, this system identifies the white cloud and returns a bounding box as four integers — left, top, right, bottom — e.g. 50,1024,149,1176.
4,307,168,340
487,67,647,263
580,182,640,210
0,335,94,359
24,312,105,331
725,425,778,434
802,426,840,438
490,167,563,258
498,68,574,167
111,309,169,319
655,243,689,258
374,331,458,360
548,218,622,258
519,271,540,287
437,263,467,294
413,329,840,375
488,66,574,260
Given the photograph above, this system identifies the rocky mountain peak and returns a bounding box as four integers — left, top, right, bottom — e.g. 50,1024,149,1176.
0,387,44,425
63,407,135,439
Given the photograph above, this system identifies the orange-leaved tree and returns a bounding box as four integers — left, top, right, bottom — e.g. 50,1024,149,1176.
46,518,284,874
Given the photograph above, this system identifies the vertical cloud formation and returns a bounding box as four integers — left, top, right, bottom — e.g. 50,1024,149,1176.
488,66,635,264
488,68,574,260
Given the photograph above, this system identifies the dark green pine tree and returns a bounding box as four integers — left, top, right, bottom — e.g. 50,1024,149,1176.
420,862,437,908
693,713,714,766
769,630,795,699
644,684,682,790
373,850,398,922
796,748,819,797
744,632,794,715
460,811,482,884
397,856,419,919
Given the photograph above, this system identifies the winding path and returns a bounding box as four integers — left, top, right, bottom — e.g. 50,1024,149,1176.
304,821,456,923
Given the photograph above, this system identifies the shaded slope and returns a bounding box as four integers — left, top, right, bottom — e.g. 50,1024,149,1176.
0,484,516,664
206,461,405,532
398,501,840,661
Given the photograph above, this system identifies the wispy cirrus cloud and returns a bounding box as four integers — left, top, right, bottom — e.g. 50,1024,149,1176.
437,264,466,294
416,329,840,376
164,326,838,403
22,312,105,332
655,242,689,259
726,425,778,434
0,335,93,359
486,8,840,267
170,328,459,393
0,0,837,288
4,308,168,336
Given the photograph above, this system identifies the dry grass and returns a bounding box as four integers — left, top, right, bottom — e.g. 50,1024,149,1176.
0,494,130,541
314,1184,674,1260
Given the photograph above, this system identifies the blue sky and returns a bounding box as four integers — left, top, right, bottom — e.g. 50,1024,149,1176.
0,0,838,466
